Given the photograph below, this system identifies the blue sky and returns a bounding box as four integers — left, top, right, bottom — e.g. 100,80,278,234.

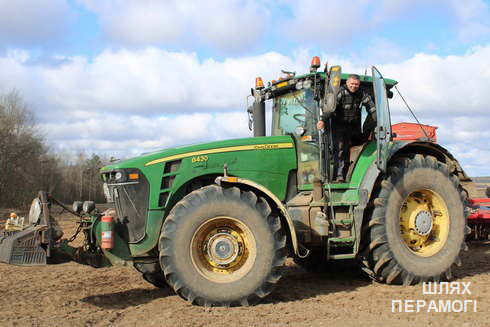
1,0,490,176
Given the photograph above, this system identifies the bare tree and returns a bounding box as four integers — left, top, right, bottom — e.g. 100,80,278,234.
0,90,58,207
0,90,112,208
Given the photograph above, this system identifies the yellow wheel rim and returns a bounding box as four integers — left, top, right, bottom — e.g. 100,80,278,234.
190,217,256,283
399,189,450,257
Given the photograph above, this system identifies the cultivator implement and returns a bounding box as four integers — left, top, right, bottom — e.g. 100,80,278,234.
0,225,48,265
467,198,490,240
0,191,112,267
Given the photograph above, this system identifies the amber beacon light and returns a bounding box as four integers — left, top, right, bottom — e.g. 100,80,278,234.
310,56,321,72
255,77,264,89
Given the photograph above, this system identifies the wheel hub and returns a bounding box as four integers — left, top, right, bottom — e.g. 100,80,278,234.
414,210,433,236
191,216,256,283
399,189,450,257
206,232,240,266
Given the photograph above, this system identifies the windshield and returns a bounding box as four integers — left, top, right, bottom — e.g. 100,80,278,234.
272,89,317,136
271,89,320,187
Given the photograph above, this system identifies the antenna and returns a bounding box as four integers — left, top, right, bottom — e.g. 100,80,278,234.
394,85,430,140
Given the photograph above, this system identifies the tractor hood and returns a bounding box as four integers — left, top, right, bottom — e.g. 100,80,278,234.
101,135,296,172
101,135,298,211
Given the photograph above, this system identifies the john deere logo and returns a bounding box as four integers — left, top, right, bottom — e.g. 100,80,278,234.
253,144,279,150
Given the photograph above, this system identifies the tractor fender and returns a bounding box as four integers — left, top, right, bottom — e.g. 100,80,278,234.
387,141,471,181
215,176,302,257
360,141,470,195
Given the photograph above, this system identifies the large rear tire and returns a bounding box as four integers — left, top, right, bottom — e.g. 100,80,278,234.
159,185,286,306
362,155,468,285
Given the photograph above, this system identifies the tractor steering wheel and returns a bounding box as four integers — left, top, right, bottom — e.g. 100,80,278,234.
293,114,306,124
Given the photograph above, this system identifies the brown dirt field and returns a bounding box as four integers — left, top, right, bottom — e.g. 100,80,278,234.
0,212,488,327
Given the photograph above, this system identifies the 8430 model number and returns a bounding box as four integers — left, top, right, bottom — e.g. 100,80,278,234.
191,155,209,163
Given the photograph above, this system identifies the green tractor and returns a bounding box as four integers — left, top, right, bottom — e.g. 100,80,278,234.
0,60,471,307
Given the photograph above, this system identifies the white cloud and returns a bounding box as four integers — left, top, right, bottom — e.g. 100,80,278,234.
356,38,408,65
280,0,445,46
281,0,489,52
42,111,251,158
1,48,299,116
3,45,490,175
0,0,72,47
448,0,490,42
282,0,367,45
79,0,187,45
192,0,267,52
379,46,490,116
78,0,268,52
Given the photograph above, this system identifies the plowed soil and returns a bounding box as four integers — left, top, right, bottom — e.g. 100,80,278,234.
0,211,488,327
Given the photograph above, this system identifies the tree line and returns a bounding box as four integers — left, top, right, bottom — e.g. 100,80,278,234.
0,90,109,208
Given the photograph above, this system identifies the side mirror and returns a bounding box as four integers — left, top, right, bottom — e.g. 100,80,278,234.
323,65,342,117
387,90,393,99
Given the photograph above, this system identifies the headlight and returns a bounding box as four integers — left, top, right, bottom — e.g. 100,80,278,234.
103,182,114,203
72,201,83,213
83,201,96,214
115,172,123,180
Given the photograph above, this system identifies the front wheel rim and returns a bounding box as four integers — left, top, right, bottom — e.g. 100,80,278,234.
190,216,256,283
399,189,450,257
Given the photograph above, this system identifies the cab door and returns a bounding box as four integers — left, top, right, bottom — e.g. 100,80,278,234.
372,67,392,172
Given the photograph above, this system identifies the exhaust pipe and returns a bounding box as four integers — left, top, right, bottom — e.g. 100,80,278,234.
252,100,266,137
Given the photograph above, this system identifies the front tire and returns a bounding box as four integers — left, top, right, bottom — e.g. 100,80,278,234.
362,155,467,285
159,185,286,306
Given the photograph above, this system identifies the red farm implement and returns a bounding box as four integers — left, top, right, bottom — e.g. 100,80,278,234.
467,198,490,240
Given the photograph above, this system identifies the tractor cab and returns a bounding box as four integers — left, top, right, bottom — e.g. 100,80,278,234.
249,58,397,187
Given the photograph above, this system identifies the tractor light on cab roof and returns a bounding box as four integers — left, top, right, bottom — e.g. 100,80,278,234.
255,77,264,89
310,56,321,72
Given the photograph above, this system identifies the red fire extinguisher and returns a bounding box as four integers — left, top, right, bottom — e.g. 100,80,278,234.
100,215,115,250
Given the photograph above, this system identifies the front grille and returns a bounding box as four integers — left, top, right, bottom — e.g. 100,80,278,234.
106,169,149,243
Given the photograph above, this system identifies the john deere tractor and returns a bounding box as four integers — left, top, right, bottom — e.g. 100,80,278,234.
0,60,471,307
